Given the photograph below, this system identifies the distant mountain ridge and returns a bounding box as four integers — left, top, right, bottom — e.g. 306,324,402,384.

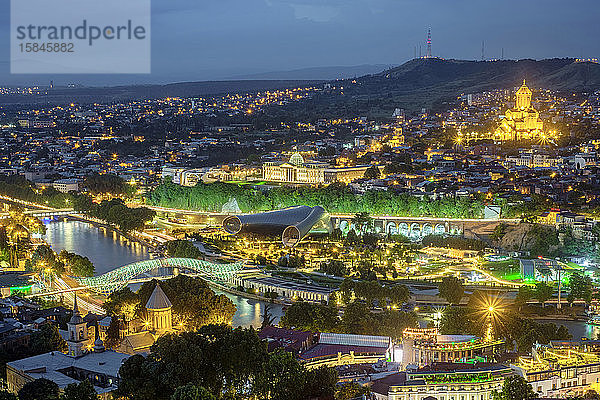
344,58,600,108
372,57,600,91
0,80,321,105
229,64,393,81
307,57,600,115
3,58,599,110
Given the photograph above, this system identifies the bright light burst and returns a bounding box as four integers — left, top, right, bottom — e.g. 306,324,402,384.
473,293,508,341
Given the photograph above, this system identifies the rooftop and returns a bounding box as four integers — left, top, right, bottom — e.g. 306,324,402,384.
145,283,172,310
7,350,130,394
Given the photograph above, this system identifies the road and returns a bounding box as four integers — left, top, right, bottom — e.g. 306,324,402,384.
52,276,106,314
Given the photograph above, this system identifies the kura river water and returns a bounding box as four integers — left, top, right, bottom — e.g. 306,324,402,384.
42,219,283,327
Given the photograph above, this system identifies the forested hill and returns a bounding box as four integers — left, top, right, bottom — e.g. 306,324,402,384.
283,58,600,117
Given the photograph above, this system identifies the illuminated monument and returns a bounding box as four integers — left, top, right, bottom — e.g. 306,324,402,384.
495,80,544,141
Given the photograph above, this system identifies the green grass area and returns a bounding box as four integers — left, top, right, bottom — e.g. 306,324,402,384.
481,259,521,281
306,274,341,288
564,262,584,270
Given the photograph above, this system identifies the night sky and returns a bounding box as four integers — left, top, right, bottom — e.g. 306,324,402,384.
0,0,599,85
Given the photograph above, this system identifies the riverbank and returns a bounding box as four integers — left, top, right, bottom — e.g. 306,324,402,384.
205,279,289,306
66,214,159,251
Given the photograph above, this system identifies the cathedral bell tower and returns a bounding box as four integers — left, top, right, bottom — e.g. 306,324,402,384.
516,80,532,109
67,295,88,357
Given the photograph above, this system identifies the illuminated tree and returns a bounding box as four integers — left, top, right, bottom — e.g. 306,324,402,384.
567,272,593,305
493,375,535,400
533,282,554,305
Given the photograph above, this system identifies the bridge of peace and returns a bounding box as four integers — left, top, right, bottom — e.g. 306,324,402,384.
72,257,249,296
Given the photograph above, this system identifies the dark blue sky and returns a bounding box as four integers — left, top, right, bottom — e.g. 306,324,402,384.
1,0,599,85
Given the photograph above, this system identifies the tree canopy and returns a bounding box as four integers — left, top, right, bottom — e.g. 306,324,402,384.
18,378,60,400
438,276,465,305
117,324,337,400
280,300,417,340
493,375,535,400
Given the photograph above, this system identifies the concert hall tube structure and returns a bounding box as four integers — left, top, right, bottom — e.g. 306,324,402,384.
222,206,328,247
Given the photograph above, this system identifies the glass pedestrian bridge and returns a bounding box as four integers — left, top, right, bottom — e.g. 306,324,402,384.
73,258,246,295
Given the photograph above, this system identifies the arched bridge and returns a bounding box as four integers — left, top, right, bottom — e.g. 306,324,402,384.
73,258,246,296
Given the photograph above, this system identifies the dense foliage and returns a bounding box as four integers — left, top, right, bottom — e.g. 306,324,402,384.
17,378,60,400
280,300,418,340
338,279,410,307
147,181,484,218
116,324,337,400
104,275,236,330
83,173,132,196
438,276,465,305
7,378,97,400
567,272,593,304
0,175,73,209
492,375,536,400
165,240,204,259
58,250,95,277
439,305,571,352
30,245,65,275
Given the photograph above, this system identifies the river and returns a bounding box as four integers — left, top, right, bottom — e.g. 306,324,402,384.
42,219,282,327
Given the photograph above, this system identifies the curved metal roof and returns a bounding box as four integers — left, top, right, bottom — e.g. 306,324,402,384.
222,206,329,247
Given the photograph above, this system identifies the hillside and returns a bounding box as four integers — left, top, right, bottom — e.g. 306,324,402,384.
0,80,322,105
289,58,600,117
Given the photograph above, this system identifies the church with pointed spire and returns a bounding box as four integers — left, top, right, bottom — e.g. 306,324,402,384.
494,80,545,142
67,295,88,357
6,295,131,397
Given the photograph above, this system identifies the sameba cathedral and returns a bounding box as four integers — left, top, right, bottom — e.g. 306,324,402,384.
495,80,545,141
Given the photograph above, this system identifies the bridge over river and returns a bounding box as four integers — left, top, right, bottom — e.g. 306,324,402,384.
72,257,249,296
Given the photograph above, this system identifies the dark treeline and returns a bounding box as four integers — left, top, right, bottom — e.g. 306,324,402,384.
0,174,73,209
147,180,484,218
421,234,486,250
73,197,156,233
280,301,417,341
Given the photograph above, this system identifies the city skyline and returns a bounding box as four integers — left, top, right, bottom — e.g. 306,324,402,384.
0,0,599,85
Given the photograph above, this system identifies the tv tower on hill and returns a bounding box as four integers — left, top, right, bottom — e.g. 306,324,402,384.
426,28,432,58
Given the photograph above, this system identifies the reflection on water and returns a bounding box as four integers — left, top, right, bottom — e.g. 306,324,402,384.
43,220,150,276
213,289,285,328
536,319,597,340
